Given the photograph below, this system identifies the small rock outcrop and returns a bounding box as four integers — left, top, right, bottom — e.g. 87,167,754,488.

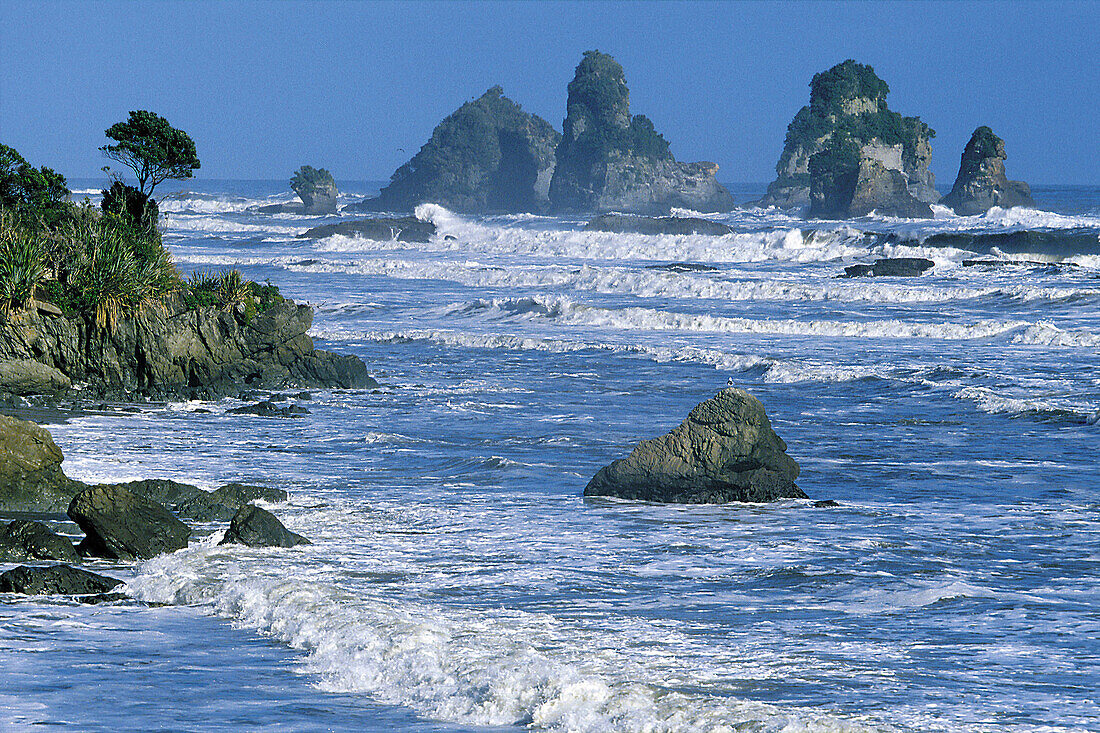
298,216,436,242
549,51,734,215
0,564,122,596
67,484,191,560
0,520,79,562
759,59,936,216
841,257,935,278
584,388,804,504
0,414,83,511
940,126,1035,215
0,359,71,396
219,504,310,548
290,166,339,214
97,478,287,523
351,87,561,214
585,214,733,236
0,295,374,400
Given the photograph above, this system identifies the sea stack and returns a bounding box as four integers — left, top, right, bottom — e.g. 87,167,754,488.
353,86,561,214
290,166,339,214
759,59,937,218
549,51,734,215
940,126,1034,215
584,388,804,504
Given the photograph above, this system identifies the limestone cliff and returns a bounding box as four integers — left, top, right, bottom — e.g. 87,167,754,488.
760,59,937,212
353,87,561,214
940,126,1034,215
549,51,734,215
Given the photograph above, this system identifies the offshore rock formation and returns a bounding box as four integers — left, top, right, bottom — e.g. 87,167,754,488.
299,216,436,242
809,137,934,219
352,87,561,214
584,388,804,504
841,257,935,278
759,59,937,215
940,126,1035,215
255,166,339,215
0,296,374,400
549,51,734,215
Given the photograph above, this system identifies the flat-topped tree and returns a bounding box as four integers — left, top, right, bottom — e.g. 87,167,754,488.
549,51,732,214
290,166,339,214
760,59,937,213
101,110,200,198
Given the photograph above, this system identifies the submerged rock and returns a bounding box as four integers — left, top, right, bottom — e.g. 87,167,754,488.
0,413,84,511
584,388,804,504
0,520,79,562
940,126,1034,215
67,485,191,560
0,564,122,596
298,216,436,242
585,214,733,236
352,87,561,214
219,504,310,548
841,257,934,278
549,51,734,215
228,400,309,417
759,59,936,215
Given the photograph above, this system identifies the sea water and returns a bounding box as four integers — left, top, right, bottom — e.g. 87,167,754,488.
1,180,1097,732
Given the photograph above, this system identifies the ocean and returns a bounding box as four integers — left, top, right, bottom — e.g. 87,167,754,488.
2,179,1098,732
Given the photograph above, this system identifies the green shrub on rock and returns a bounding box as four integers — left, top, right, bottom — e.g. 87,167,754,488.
0,210,47,312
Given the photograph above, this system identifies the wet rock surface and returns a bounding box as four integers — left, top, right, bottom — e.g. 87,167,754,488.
219,504,310,548
0,564,122,596
0,519,79,562
67,485,191,560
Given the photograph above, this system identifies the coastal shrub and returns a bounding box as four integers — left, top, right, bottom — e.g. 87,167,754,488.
290,166,335,197
101,110,200,197
0,210,47,312
183,269,283,320
101,181,159,234
0,144,71,229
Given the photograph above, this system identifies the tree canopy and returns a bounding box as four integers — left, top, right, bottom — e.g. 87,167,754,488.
101,110,200,197
0,143,70,226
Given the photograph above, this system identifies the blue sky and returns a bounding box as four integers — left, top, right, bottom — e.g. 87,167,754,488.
2,0,1096,186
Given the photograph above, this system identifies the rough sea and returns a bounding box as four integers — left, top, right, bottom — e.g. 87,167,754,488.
2,180,1098,732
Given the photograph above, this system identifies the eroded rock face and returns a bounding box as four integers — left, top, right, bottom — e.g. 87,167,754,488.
807,137,933,219
0,564,122,596
0,414,83,511
940,126,1035,215
219,504,309,548
759,59,936,214
0,520,79,562
583,388,804,504
353,87,561,214
67,484,191,560
549,51,734,215
291,166,339,214
0,295,375,400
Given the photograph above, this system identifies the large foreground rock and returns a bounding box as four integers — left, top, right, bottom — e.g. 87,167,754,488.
0,295,375,399
940,126,1034,215
0,414,83,511
351,87,561,214
0,520,79,562
0,564,122,596
549,51,734,215
759,59,937,213
584,388,804,504
219,504,310,548
67,485,191,560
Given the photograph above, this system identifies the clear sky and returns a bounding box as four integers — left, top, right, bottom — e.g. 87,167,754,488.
2,0,1096,186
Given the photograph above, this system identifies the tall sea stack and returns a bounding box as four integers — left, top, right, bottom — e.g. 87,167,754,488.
759,59,937,218
353,87,560,214
549,51,734,215
940,126,1034,215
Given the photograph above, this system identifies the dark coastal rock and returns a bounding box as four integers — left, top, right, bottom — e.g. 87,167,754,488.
585,214,733,236
0,413,84,511
0,359,71,396
841,257,934,278
210,483,288,506
812,499,840,508
759,59,937,214
228,400,309,417
584,388,804,504
646,263,719,273
219,504,310,548
67,484,191,560
351,87,561,214
0,520,79,562
0,294,375,399
549,51,734,215
291,165,339,214
0,564,122,596
298,216,436,243
98,478,288,523
889,229,1100,259
940,126,1035,215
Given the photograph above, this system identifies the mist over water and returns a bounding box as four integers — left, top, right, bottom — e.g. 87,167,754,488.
2,180,1098,732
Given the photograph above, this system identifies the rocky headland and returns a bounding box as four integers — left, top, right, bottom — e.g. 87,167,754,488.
584,388,804,504
940,126,1035,215
351,87,561,214
549,51,734,215
758,60,937,219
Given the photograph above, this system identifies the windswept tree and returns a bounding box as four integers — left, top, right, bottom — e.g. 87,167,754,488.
100,110,200,198
0,143,70,225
